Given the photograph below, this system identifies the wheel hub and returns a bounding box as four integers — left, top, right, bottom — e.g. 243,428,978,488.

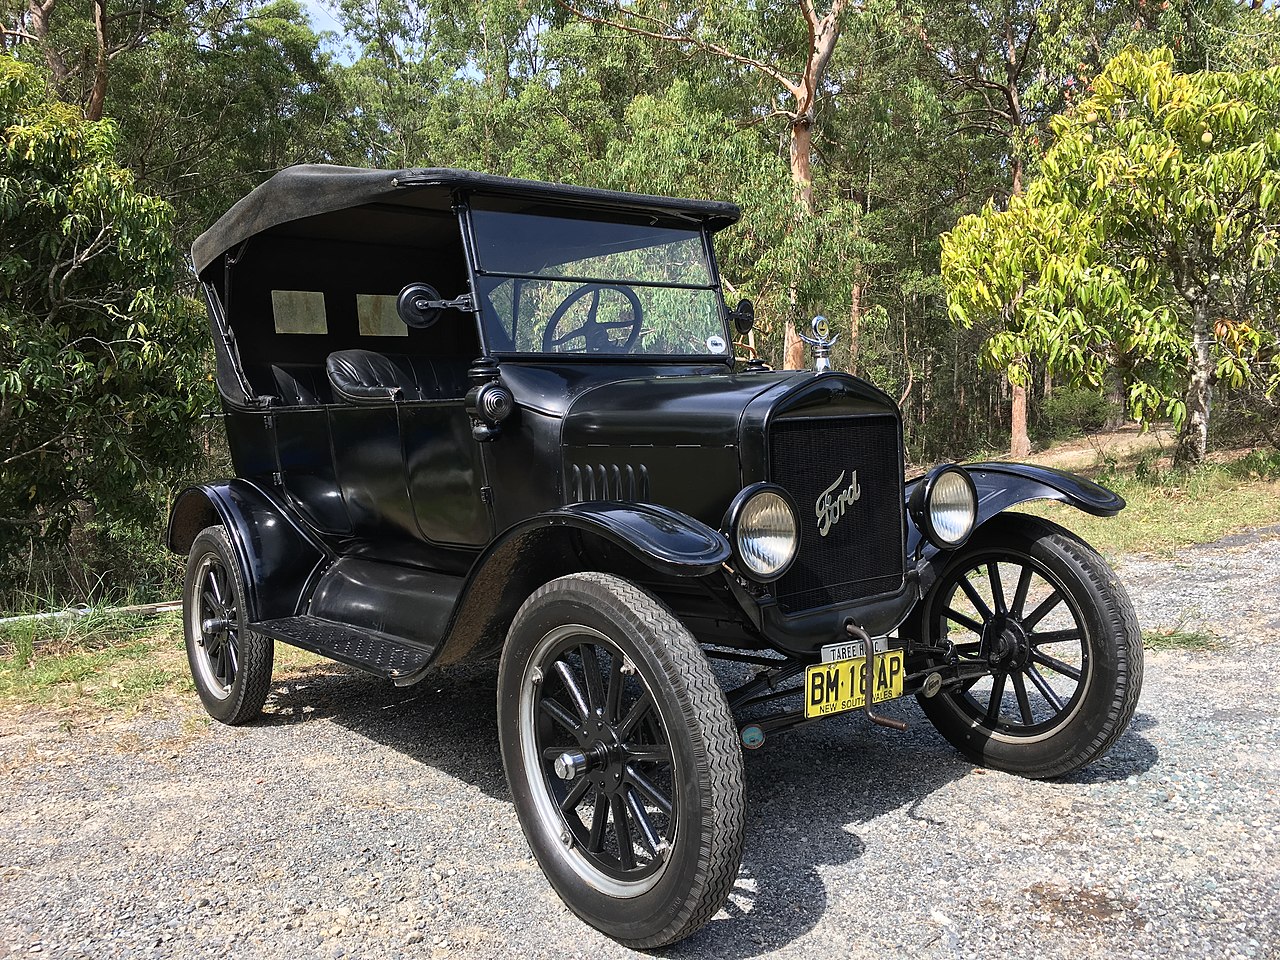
983,616,1031,668
557,717,632,796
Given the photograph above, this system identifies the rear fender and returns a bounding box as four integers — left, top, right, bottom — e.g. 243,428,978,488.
423,501,731,671
166,481,330,621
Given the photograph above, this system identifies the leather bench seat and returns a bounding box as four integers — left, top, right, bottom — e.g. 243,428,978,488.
326,350,470,404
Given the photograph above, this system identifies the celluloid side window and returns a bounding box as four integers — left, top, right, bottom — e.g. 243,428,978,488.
356,294,408,337
270,290,327,335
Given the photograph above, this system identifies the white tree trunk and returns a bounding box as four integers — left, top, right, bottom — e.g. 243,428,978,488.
1176,297,1213,465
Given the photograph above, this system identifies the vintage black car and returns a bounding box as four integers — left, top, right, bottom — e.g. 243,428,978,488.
168,165,1142,948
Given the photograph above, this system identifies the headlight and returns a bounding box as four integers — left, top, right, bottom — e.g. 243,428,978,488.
724,484,799,581
910,466,978,549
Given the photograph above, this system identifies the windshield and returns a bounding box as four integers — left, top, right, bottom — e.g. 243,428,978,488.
469,209,730,358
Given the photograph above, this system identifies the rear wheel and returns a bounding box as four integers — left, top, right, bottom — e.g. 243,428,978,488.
183,526,274,725
917,514,1142,779
498,573,744,948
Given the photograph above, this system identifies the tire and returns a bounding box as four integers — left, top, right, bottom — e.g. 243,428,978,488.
183,525,274,725
497,573,745,948
916,513,1142,779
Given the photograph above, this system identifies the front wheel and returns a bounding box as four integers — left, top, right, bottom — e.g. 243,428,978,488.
917,514,1142,779
497,573,744,948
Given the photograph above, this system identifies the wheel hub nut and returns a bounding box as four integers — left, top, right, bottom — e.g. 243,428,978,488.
554,750,589,781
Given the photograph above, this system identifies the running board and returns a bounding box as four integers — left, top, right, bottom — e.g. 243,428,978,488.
253,615,433,683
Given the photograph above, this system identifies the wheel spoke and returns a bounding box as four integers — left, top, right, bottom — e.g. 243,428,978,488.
1025,664,1066,711
587,794,608,853
1012,670,1034,725
945,608,985,635
988,562,1006,614
578,644,605,713
1023,591,1063,631
626,764,673,817
539,697,580,734
1031,650,1083,681
225,633,239,679
625,787,663,856
558,774,591,814
611,794,636,870
604,653,623,725
553,660,591,721
617,690,653,741
958,577,994,621
624,743,672,766
985,670,1007,723
1011,564,1034,617
206,567,224,604
1031,628,1082,646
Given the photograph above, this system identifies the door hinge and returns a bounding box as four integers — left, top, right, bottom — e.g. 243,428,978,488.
271,471,283,487
480,485,494,504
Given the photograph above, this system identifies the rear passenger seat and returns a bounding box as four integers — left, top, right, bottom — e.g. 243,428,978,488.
325,350,471,404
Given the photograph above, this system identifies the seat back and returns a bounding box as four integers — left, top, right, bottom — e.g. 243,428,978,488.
326,350,471,404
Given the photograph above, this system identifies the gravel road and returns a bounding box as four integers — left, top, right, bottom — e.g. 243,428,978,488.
1,531,1278,960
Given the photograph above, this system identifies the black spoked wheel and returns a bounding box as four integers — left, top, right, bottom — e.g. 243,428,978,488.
918,514,1142,779
499,573,744,948
525,624,677,892
183,526,274,725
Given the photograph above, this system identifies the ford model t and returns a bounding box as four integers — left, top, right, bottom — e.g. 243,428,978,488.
168,165,1142,947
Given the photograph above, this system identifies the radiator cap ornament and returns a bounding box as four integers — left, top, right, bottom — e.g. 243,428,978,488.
798,315,838,372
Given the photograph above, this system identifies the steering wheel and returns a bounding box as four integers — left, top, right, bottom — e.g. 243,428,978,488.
541,283,643,354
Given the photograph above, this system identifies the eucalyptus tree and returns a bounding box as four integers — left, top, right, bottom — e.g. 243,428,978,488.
558,0,864,368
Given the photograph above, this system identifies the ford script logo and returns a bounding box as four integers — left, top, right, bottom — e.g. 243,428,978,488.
815,470,862,537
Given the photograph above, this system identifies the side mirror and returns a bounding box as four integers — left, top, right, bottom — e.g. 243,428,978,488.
397,282,443,329
729,298,755,336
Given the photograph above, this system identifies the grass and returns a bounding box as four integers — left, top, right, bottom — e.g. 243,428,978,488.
1142,627,1219,651
0,607,330,715
1021,447,1280,558
0,611,192,712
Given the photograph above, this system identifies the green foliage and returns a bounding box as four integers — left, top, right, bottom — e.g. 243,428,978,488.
943,47,1280,450
1038,387,1115,442
0,57,206,603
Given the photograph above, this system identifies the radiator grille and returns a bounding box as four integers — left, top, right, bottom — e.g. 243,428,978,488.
769,415,905,614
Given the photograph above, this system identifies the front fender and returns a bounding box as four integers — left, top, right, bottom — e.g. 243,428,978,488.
904,461,1123,597
424,501,731,671
166,480,329,621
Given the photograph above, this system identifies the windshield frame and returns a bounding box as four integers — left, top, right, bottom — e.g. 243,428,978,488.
458,197,734,364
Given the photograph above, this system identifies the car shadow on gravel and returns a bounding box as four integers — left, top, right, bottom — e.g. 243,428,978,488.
256,664,1160,959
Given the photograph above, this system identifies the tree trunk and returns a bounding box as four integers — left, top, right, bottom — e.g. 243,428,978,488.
783,116,814,371
86,0,108,121
848,282,861,375
24,0,69,88
1103,362,1126,431
1175,297,1213,466
784,321,805,370
1010,379,1031,459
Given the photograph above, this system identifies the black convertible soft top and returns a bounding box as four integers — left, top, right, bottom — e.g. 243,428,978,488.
191,164,742,276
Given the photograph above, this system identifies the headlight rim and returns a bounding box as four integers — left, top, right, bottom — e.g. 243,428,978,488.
909,465,978,550
722,482,800,583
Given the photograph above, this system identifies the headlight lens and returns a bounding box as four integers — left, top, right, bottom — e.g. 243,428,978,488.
734,489,798,580
927,468,977,546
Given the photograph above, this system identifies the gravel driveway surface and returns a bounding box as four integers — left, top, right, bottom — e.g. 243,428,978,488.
1,532,1277,960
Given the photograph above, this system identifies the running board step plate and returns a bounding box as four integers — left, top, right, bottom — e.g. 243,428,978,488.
253,615,432,682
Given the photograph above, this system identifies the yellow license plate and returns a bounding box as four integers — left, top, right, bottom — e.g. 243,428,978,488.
804,650,905,719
